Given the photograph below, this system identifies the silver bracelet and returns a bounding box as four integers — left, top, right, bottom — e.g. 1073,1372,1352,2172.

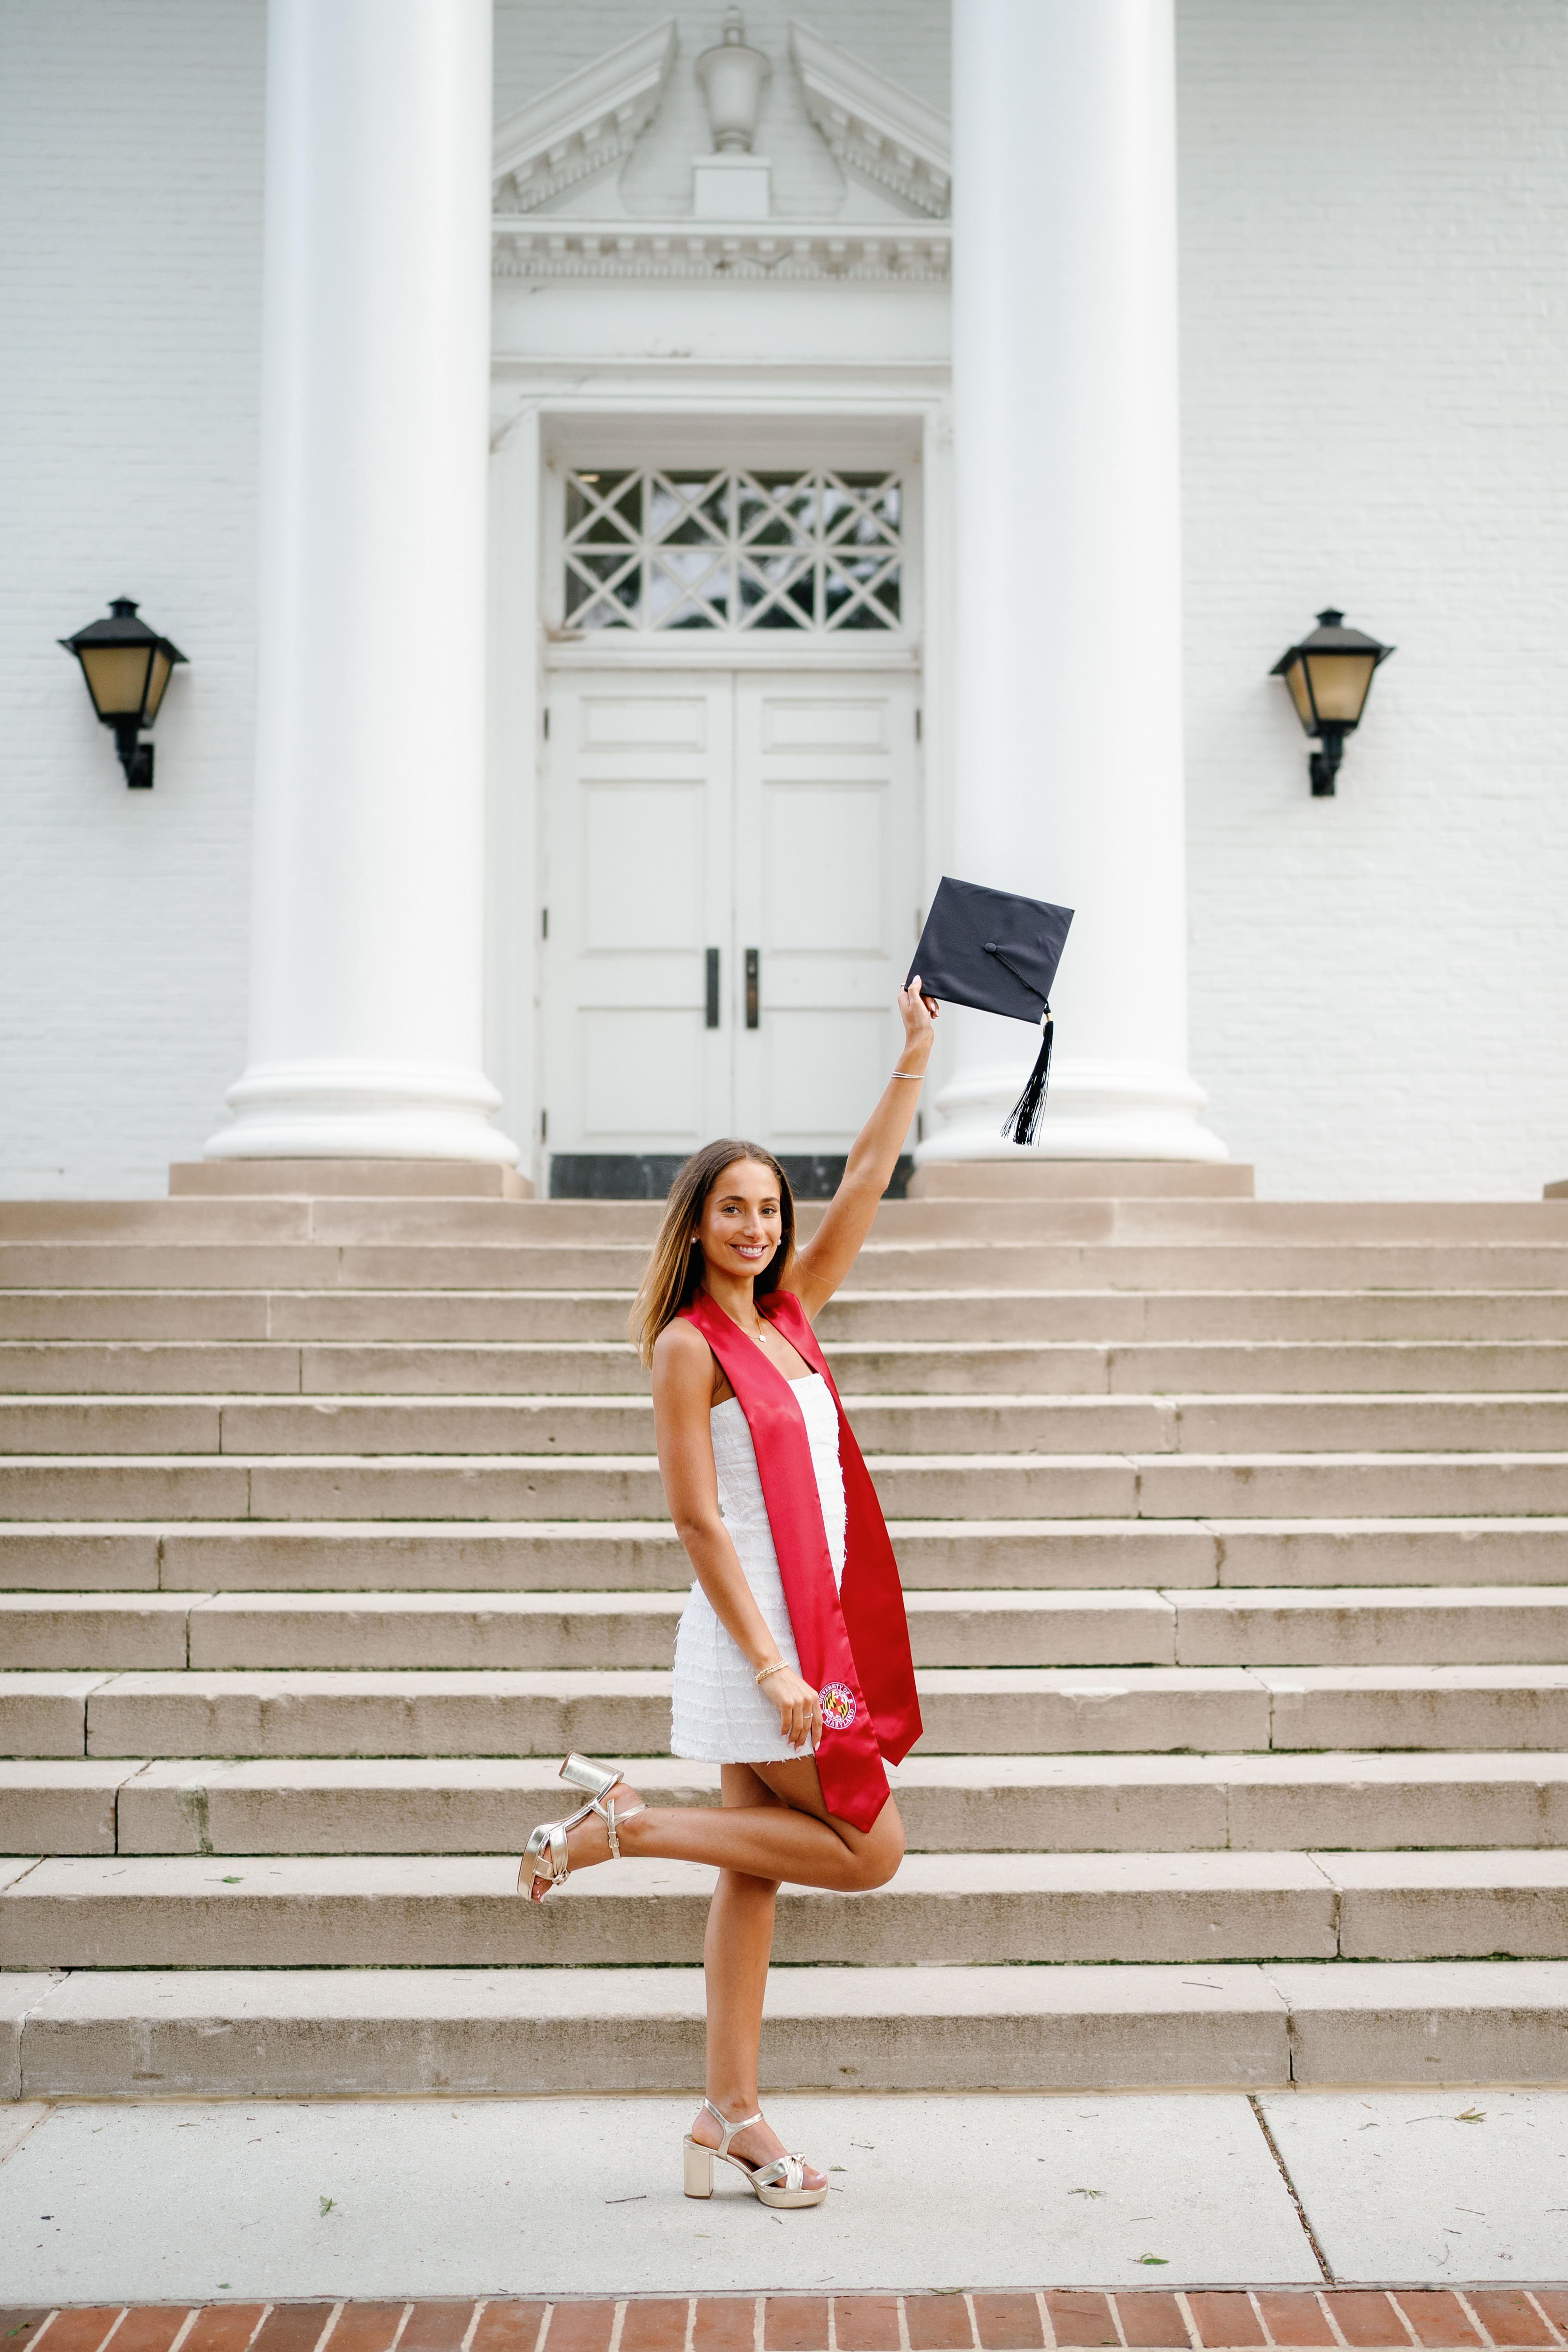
890,1069,924,1081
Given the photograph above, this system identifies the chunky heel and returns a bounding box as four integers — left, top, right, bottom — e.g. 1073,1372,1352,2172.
681,2099,826,2210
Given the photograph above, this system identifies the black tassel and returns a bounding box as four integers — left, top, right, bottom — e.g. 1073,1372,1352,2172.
1002,1007,1053,1146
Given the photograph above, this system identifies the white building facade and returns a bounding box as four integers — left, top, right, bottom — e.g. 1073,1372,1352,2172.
5,0,1568,1200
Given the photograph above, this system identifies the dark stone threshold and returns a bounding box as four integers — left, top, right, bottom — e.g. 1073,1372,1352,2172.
548,1152,913,1201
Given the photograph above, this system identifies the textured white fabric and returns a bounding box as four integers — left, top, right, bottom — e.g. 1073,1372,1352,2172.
669,1372,848,1764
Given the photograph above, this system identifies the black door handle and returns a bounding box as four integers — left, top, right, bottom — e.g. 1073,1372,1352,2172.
745,948,759,1029
705,947,720,1029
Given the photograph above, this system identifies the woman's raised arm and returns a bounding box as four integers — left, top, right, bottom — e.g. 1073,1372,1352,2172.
789,978,936,1318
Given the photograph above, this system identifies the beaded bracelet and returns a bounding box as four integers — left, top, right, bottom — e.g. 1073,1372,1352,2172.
755,1659,788,1686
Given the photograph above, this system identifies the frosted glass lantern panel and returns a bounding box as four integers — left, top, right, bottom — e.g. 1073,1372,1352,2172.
1302,651,1377,724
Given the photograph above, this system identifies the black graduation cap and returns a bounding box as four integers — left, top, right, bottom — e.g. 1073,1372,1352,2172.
906,875,1074,1147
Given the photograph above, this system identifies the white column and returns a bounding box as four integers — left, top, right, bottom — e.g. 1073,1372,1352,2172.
920,0,1225,1163
206,0,516,1164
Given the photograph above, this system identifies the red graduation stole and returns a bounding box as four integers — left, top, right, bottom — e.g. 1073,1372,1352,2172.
681,1287,922,1831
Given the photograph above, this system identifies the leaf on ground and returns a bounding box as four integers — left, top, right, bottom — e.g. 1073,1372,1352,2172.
221,1876,242,1884
319,2196,336,2216
1070,2187,1105,2199
1137,2254,1170,2266
830,2164,846,2171
1455,2108,1486,2123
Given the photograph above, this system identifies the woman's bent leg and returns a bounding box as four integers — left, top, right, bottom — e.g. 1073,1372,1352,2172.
562,1757,904,1891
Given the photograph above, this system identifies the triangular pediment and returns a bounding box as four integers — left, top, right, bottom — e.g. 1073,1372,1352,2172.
492,18,677,215
788,19,950,218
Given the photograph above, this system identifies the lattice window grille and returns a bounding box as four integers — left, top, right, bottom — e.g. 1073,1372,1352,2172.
562,467,903,633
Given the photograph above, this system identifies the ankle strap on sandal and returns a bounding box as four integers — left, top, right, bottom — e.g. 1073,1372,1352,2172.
701,2097,764,2156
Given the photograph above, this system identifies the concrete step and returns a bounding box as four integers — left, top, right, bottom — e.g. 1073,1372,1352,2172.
0,1663,1264,1757
5,1846,1567,1968
9,1240,1568,1292
10,1192,1568,1244
11,1390,1568,1459
7,1287,1568,1345
9,1516,1568,1592
9,1662,1568,1759
11,1449,1568,1521
4,1585,1566,1672
9,1956,1568,2096
8,1336,1568,1396
8,1751,1568,1859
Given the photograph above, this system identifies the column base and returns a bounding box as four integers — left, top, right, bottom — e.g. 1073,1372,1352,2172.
915,1057,1229,1165
203,1059,520,1166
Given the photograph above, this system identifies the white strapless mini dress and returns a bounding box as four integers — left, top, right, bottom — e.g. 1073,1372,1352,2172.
669,1371,848,1764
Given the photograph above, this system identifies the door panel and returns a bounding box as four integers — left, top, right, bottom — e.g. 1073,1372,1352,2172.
542,675,732,1154
734,674,919,1150
541,669,919,1161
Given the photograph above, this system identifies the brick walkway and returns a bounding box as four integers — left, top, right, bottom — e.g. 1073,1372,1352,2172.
4,2292,1568,2352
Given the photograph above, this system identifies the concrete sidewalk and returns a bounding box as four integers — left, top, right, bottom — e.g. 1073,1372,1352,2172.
2,2089,1566,2304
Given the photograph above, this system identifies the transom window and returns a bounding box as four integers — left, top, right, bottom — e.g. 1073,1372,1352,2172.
561,467,903,633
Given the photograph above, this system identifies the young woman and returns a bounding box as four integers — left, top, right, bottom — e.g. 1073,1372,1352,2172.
519,976,937,2209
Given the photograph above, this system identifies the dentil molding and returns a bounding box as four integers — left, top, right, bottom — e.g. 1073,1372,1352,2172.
492,221,949,282
788,20,951,219
492,19,677,215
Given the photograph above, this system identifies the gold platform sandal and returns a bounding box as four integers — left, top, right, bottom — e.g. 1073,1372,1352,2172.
519,1753,645,1902
682,2100,828,2209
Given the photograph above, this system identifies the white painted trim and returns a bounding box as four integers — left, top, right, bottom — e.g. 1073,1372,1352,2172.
487,408,544,1192
492,19,677,215
492,218,949,281
485,369,951,1183
788,18,951,218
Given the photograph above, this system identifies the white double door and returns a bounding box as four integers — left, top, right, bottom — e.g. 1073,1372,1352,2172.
540,668,921,1160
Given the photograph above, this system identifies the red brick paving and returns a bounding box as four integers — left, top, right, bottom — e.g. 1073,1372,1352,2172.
541,2308,615,2352
833,2299,903,2352
399,2312,475,2352
33,2317,123,2352
1187,2296,1267,2349
5,2289,1567,2352
973,2296,1045,2350
1465,2299,1557,2350
618,2302,690,2352
1393,2298,1486,2351
180,2312,267,2352
318,2313,403,2352
470,2314,546,2352
764,2301,829,2352
1251,2296,1335,2348
905,2296,974,2351
1116,2294,1189,2348
250,2310,334,2352
1323,2293,1414,2348
1044,2294,1118,2349
691,2303,755,2352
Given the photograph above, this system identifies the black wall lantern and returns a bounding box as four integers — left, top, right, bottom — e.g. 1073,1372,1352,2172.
1271,608,1394,796
59,597,187,788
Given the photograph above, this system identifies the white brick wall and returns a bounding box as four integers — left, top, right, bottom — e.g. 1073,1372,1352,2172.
5,0,1568,1199
0,0,265,1197
1178,0,1568,1197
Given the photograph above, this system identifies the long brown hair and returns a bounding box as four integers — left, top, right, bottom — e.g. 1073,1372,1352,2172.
628,1139,795,1368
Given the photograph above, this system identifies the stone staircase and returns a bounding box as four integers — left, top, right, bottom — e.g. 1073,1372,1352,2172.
2,1161,1567,2099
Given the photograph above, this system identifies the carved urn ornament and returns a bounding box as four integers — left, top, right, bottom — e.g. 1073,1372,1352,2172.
695,7,771,152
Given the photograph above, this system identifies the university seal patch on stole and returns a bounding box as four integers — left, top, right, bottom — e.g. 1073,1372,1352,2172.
819,1681,857,1731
